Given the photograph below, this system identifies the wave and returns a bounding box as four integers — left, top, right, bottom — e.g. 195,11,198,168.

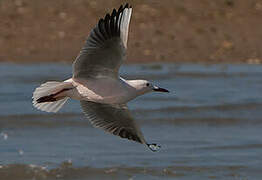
0,103,262,128
0,116,260,129
135,102,262,113
0,162,247,180
199,143,262,150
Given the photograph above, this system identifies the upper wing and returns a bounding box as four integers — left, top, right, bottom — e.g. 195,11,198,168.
80,101,146,144
73,4,132,79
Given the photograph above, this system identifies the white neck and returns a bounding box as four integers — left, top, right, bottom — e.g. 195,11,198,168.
122,78,150,96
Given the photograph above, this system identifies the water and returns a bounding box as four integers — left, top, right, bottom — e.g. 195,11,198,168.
0,63,262,179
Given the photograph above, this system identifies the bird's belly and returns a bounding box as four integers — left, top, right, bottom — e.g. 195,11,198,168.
79,87,130,104
73,78,133,104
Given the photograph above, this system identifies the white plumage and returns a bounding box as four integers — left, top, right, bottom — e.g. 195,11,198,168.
32,4,168,152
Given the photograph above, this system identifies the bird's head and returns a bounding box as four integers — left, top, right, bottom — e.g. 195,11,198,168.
129,80,169,95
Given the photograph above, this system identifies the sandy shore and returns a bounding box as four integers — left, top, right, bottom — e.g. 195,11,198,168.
1,0,262,64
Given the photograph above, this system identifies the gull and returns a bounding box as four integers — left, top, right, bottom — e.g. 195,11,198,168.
32,4,169,152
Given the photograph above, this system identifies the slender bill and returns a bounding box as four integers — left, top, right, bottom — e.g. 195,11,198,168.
153,86,169,93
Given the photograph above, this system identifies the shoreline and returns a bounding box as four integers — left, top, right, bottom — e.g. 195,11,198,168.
1,0,262,64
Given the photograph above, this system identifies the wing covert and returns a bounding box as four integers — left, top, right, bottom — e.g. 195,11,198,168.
80,101,146,144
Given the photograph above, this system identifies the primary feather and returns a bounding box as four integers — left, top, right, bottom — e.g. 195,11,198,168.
73,4,132,79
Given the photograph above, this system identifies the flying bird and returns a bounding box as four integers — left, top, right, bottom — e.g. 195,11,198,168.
32,4,169,152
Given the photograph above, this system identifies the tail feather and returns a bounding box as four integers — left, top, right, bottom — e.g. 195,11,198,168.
32,81,72,113
36,95,57,103
33,97,69,113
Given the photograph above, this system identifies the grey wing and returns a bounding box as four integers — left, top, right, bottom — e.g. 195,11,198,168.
80,101,146,144
73,4,132,79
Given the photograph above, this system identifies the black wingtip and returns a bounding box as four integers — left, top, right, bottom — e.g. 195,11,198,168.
88,3,132,45
105,13,110,20
118,5,123,12
98,18,103,25
116,4,131,16
147,143,161,152
124,3,129,9
36,95,56,103
111,8,117,16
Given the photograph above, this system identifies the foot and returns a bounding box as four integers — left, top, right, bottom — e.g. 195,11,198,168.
147,143,161,152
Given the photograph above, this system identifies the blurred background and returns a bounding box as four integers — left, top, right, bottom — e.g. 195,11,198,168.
1,0,262,63
1,1,262,180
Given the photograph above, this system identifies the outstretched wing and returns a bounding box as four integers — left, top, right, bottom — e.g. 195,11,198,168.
80,101,146,144
73,4,132,79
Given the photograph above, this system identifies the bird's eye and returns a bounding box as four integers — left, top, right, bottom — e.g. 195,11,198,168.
146,83,150,87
